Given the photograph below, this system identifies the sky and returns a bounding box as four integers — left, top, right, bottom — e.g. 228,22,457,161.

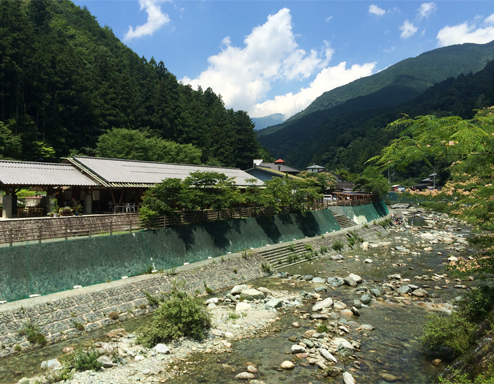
73,0,494,120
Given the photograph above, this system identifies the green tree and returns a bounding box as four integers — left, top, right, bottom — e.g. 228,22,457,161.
0,121,22,159
353,166,389,200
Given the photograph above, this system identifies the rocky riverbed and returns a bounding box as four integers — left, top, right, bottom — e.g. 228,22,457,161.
7,208,478,384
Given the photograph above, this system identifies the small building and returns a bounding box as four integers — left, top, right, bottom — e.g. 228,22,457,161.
245,159,301,182
307,164,325,173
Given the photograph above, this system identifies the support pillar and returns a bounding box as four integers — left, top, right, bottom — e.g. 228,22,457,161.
84,193,92,215
2,195,15,219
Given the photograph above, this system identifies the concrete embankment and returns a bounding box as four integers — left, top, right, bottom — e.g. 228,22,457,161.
0,216,389,358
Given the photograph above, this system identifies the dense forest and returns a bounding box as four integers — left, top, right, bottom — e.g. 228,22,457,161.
258,57,494,175
0,0,264,169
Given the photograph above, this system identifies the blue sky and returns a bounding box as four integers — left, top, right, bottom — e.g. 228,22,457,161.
73,1,494,119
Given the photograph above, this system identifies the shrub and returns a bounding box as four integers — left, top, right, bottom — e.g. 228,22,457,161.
204,282,214,295
287,254,294,264
261,263,273,274
62,348,102,372
19,322,47,346
316,324,330,333
14,345,21,352
136,291,212,348
304,244,313,251
144,265,153,274
332,240,344,251
143,290,162,306
320,245,328,254
108,311,119,321
421,312,477,357
459,285,494,324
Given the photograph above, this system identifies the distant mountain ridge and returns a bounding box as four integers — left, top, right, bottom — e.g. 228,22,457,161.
282,41,494,124
251,113,285,130
257,42,494,173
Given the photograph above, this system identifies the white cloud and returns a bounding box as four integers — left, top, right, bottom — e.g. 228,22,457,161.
485,13,494,25
400,20,418,38
182,8,375,119
251,62,376,119
124,0,170,41
437,14,494,47
325,16,333,22
418,3,437,20
369,4,386,16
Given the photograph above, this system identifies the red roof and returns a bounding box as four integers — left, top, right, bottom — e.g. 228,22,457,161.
274,159,285,163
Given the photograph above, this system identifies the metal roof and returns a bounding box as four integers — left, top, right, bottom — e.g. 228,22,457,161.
307,164,325,170
245,166,302,180
258,163,300,173
67,156,264,188
0,160,99,187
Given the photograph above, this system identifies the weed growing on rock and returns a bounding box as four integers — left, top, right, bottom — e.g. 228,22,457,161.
332,240,344,251
204,282,214,295
143,290,161,306
287,244,295,252
144,265,153,274
139,303,147,310
316,324,330,333
304,244,313,251
136,290,212,348
233,267,238,274
108,311,119,321
261,263,273,274
62,348,102,372
19,322,47,346
320,245,328,254
14,345,21,352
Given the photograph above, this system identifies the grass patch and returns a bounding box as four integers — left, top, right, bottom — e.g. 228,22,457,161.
332,240,344,252
19,322,47,346
261,263,273,274
137,290,212,348
316,324,330,333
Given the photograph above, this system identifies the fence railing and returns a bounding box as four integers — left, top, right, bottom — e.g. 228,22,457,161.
0,202,334,246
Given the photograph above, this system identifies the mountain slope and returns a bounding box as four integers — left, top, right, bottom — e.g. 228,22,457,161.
0,0,260,168
260,57,494,172
284,41,494,123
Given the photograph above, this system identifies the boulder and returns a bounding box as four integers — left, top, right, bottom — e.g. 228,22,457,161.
312,297,333,312
265,299,283,309
387,274,402,280
303,275,314,281
315,286,328,293
257,287,273,295
41,359,61,370
351,306,360,316
360,294,371,304
291,345,306,354
344,274,362,287
412,288,428,297
343,372,356,384
205,298,219,304
240,289,265,300
353,299,362,309
319,348,337,363
312,277,326,283
280,361,295,370
370,288,383,297
327,277,345,287
97,355,114,368
231,285,248,295
397,286,412,295
154,343,171,354
336,339,355,357
235,372,255,380
333,301,347,310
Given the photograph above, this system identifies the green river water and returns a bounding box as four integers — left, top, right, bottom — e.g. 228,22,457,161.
0,223,475,384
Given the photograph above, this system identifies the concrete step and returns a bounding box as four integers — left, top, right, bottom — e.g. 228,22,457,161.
333,214,356,229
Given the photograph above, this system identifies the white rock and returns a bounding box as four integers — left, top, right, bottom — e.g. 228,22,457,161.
41,358,61,370
291,345,306,354
235,372,255,380
312,297,333,312
205,298,219,304
343,372,356,384
280,361,295,370
236,302,251,312
231,285,248,295
319,348,337,363
154,344,171,354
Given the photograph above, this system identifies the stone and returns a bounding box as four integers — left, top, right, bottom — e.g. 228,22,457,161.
63,346,75,354
265,299,283,309
391,203,409,209
235,372,255,380
358,324,375,331
343,372,356,384
247,365,258,373
205,298,219,304
331,254,344,260
231,285,248,295
106,328,126,338
280,361,295,370
364,259,373,263
412,288,428,297
319,348,337,363
311,313,330,320
312,277,326,283
327,277,345,287
351,306,360,316
353,299,362,309
432,359,442,366
257,287,273,295
154,343,171,354
312,297,333,312
303,275,314,281
41,358,61,370
135,355,145,361
208,303,217,309
236,302,252,312
333,301,347,310
380,372,400,382
291,345,306,354
314,286,327,293
370,288,383,297
397,285,412,295
387,274,402,280
344,273,362,287
340,309,354,317
292,322,300,328
336,339,355,357
360,294,371,304
240,289,265,300
303,339,314,348
362,242,369,251
97,355,114,368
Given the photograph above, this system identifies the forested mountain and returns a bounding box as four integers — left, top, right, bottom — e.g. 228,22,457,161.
283,41,494,124
0,0,261,169
259,57,494,173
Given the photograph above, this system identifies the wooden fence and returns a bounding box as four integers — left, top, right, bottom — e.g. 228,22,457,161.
0,202,333,246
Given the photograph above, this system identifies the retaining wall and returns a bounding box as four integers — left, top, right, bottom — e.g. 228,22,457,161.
341,201,389,225
0,210,341,302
